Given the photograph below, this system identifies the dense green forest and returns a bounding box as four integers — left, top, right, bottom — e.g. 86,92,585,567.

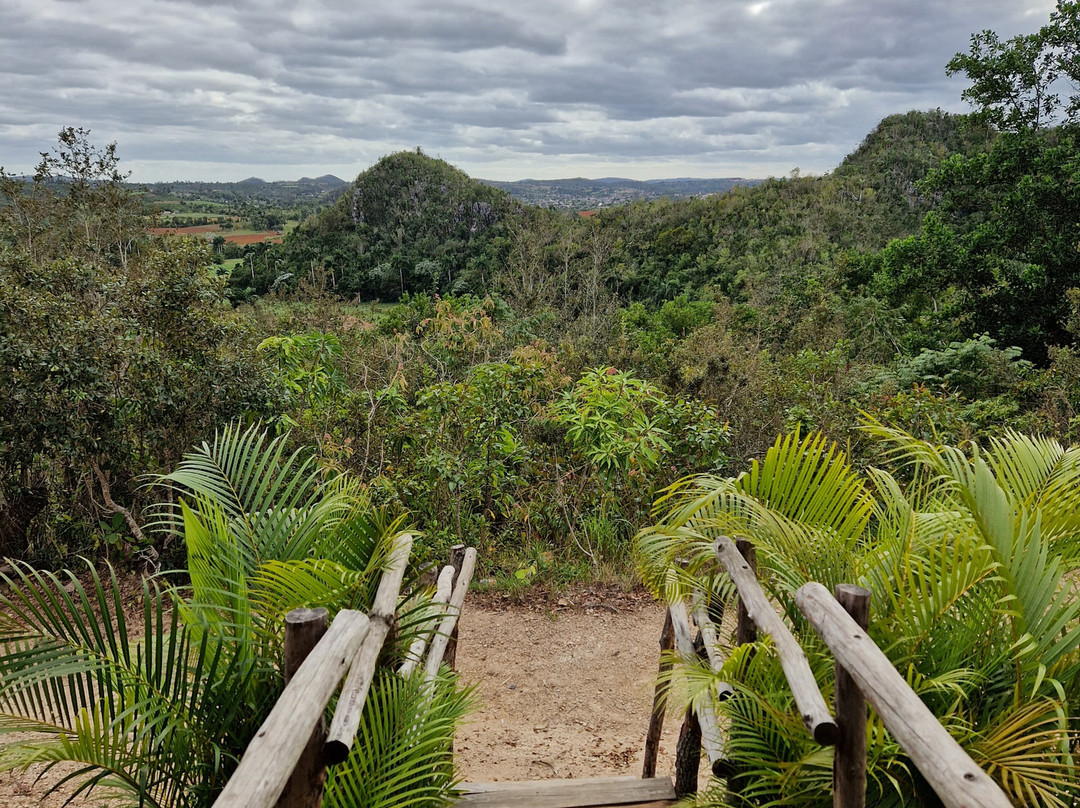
5,4,1080,804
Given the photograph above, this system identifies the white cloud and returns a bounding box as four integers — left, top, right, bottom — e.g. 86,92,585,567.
0,0,1057,181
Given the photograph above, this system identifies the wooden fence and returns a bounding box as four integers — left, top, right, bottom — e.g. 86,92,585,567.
646,536,1012,808
211,537,477,808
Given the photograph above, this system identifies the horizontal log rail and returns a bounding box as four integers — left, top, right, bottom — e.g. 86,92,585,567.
653,536,1011,808
669,601,726,771
796,582,1012,808
324,532,414,763
714,536,838,745
211,538,477,808
211,610,371,808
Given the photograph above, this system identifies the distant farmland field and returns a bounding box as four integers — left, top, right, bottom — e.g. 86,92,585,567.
224,232,283,244
148,225,283,244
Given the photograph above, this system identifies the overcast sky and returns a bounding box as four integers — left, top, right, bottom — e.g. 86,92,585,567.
0,0,1055,183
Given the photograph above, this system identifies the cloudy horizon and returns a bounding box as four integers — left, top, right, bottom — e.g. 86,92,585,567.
0,0,1055,184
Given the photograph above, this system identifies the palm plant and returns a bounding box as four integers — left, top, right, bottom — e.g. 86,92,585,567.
0,422,469,807
635,426,1080,807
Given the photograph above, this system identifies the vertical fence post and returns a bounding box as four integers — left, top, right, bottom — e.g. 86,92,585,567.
275,607,329,808
673,707,702,798
833,585,870,808
643,610,674,778
735,540,757,646
445,544,468,670
726,539,758,801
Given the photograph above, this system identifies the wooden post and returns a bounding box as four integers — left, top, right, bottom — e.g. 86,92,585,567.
275,608,329,808
212,611,371,808
735,539,758,647
673,707,702,798
642,610,674,778
446,544,468,669
795,583,1012,808
833,585,870,808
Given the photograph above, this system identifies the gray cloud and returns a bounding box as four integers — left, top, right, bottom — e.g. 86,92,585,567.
0,0,1057,181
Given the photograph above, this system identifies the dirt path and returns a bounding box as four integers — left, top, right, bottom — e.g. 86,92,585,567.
454,592,686,784
0,588,688,804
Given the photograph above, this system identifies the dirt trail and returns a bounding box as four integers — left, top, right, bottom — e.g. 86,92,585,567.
0,589,687,804
454,592,685,784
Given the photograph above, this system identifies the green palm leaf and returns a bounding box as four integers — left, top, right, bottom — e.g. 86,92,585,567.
325,669,473,808
0,563,260,808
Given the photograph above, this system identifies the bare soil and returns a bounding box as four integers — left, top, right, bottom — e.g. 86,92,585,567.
454,590,685,784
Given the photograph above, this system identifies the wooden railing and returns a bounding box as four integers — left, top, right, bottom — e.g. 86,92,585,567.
647,536,1012,808
211,537,477,808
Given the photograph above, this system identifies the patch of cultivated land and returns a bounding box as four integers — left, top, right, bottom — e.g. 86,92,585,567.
147,225,283,243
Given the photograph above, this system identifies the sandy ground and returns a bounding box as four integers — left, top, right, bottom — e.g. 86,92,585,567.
0,588,688,804
454,591,685,785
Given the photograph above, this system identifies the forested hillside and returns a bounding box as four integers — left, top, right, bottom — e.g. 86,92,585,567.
7,98,1080,571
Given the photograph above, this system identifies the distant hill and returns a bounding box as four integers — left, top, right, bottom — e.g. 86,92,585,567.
137,175,348,206
134,173,762,211
481,176,760,209
251,149,522,300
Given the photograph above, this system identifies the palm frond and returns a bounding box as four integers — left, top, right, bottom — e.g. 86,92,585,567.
972,699,1075,808
0,562,261,808
148,421,355,569
734,431,875,548
324,669,473,808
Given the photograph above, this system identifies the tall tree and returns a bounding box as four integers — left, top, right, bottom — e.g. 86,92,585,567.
876,2,1080,363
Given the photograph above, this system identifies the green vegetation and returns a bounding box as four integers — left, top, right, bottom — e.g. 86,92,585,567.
637,426,1080,807
0,424,467,807
4,5,1080,805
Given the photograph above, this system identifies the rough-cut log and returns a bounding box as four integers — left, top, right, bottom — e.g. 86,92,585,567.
400,565,454,677
456,776,676,807
445,544,469,668
689,592,730,693
642,610,674,779
674,707,702,798
714,537,838,746
324,532,414,765
796,582,1012,808
833,585,870,808
669,601,726,767
211,610,370,808
274,608,329,808
734,539,758,647
424,547,477,681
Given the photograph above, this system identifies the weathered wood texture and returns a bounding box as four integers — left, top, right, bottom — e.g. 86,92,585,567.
445,543,469,668
734,540,758,647
424,546,477,681
673,707,702,799
668,601,726,766
642,610,674,779
324,532,414,764
211,610,371,808
456,776,676,808
689,591,731,698
400,564,454,677
274,608,329,808
715,537,838,745
796,582,1012,808
833,585,869,808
